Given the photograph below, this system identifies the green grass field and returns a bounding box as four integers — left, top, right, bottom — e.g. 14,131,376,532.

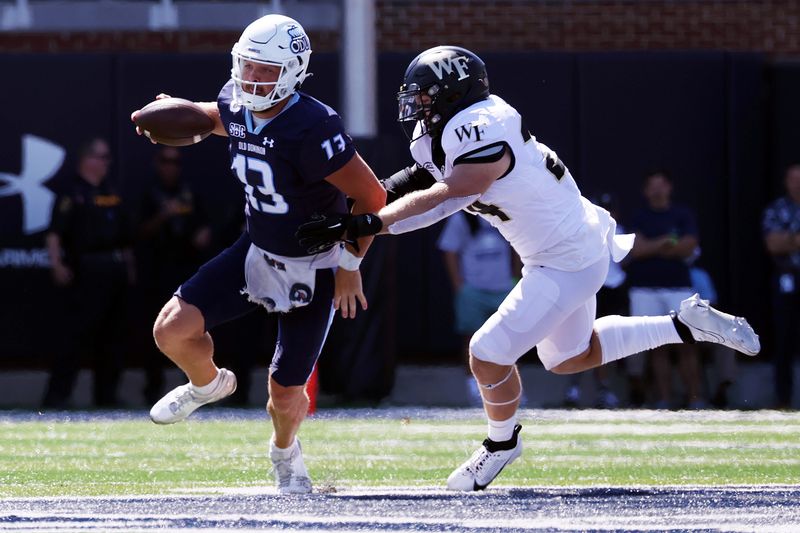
2,410,799,498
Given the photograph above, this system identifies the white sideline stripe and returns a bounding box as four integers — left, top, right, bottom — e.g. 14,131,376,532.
2,510,797,532
390,423,800,435
3,483,800,501
3,407,800,424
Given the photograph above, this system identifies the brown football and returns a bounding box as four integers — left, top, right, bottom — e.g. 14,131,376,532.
134,98,215,146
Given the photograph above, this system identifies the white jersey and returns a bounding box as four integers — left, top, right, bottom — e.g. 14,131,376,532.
410,94,625,271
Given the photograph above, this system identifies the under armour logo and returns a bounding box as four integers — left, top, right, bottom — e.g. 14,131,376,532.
263,137,275,148
0,135,64,234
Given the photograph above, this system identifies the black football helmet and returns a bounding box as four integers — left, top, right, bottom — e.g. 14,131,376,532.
397,46,490,140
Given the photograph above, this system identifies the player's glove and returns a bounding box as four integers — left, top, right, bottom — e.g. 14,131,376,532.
296,213,383,254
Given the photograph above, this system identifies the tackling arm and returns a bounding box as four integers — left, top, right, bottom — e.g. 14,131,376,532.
324,153,387,257
376,150,511,231
296,148,510,252
381,164,437,204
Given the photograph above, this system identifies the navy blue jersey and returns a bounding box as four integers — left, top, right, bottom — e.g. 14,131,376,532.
217,80,352,256
627,204,697,288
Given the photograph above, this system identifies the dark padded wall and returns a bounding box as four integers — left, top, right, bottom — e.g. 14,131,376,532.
0,51,771,379
0,55,115,361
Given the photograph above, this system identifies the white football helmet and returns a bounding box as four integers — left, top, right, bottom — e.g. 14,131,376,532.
231,14,312,112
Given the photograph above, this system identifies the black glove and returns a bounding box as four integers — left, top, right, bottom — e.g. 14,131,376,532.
296,213,383,255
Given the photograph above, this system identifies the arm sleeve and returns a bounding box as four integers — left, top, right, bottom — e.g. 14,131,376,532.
381,164,436,204
386,194,480,235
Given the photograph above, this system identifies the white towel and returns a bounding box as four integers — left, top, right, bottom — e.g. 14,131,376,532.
242,244,337,313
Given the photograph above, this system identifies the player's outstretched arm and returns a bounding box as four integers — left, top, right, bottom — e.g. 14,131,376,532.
376,149,512,232
194,102,227,137
323,153,387,318
296,151,511,253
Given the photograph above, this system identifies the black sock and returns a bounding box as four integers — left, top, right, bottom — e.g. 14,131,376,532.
669,311,696,344
484,424,522,451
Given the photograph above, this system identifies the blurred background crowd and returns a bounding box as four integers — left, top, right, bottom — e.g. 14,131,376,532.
1,0,799,410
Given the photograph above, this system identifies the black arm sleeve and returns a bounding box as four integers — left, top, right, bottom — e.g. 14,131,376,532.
381,164,437,204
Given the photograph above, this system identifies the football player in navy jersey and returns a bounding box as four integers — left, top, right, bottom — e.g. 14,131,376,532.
131,14,385,493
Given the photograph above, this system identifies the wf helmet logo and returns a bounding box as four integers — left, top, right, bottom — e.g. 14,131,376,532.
0,135,64,235
428,55,470,81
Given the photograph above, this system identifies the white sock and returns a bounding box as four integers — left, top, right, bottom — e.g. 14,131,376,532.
270,436,297,455
488,415,516,442
596,315,682,365
190,369,221,395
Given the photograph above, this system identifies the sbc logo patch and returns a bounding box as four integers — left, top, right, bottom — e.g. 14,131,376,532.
229,123,246,138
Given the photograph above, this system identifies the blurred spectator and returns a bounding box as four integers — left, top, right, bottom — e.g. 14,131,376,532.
136,146,211,404
762,163,800,409
42,138,134,408
437,212,517,406
627,171,705,409
563,193,625,409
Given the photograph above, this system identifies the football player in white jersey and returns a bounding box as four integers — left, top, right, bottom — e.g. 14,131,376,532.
297,46,761,491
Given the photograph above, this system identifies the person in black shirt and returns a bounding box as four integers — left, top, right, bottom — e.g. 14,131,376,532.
627,171,704,409
42,138,134,408
136,147,211,404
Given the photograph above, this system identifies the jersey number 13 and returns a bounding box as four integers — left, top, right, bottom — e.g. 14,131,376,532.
231,154,289,214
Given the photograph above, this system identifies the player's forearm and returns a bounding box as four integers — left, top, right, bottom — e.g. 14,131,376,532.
196,102,227,137
376,183,450,232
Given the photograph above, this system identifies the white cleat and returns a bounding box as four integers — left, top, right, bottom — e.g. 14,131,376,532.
676,293,760,356
149,368,237,424
270,438,313,494
446,424,522,491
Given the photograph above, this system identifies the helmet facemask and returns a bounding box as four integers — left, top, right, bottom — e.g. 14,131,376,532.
397,83,442,141
231,49,308,112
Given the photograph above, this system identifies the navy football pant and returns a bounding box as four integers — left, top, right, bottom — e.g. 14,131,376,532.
176,233,335,387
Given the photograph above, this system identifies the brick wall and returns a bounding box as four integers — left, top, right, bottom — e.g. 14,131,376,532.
0,1,798,56
378,0,800,56
0,30,339,53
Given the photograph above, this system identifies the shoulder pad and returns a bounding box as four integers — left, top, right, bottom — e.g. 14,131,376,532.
441,106,505,156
